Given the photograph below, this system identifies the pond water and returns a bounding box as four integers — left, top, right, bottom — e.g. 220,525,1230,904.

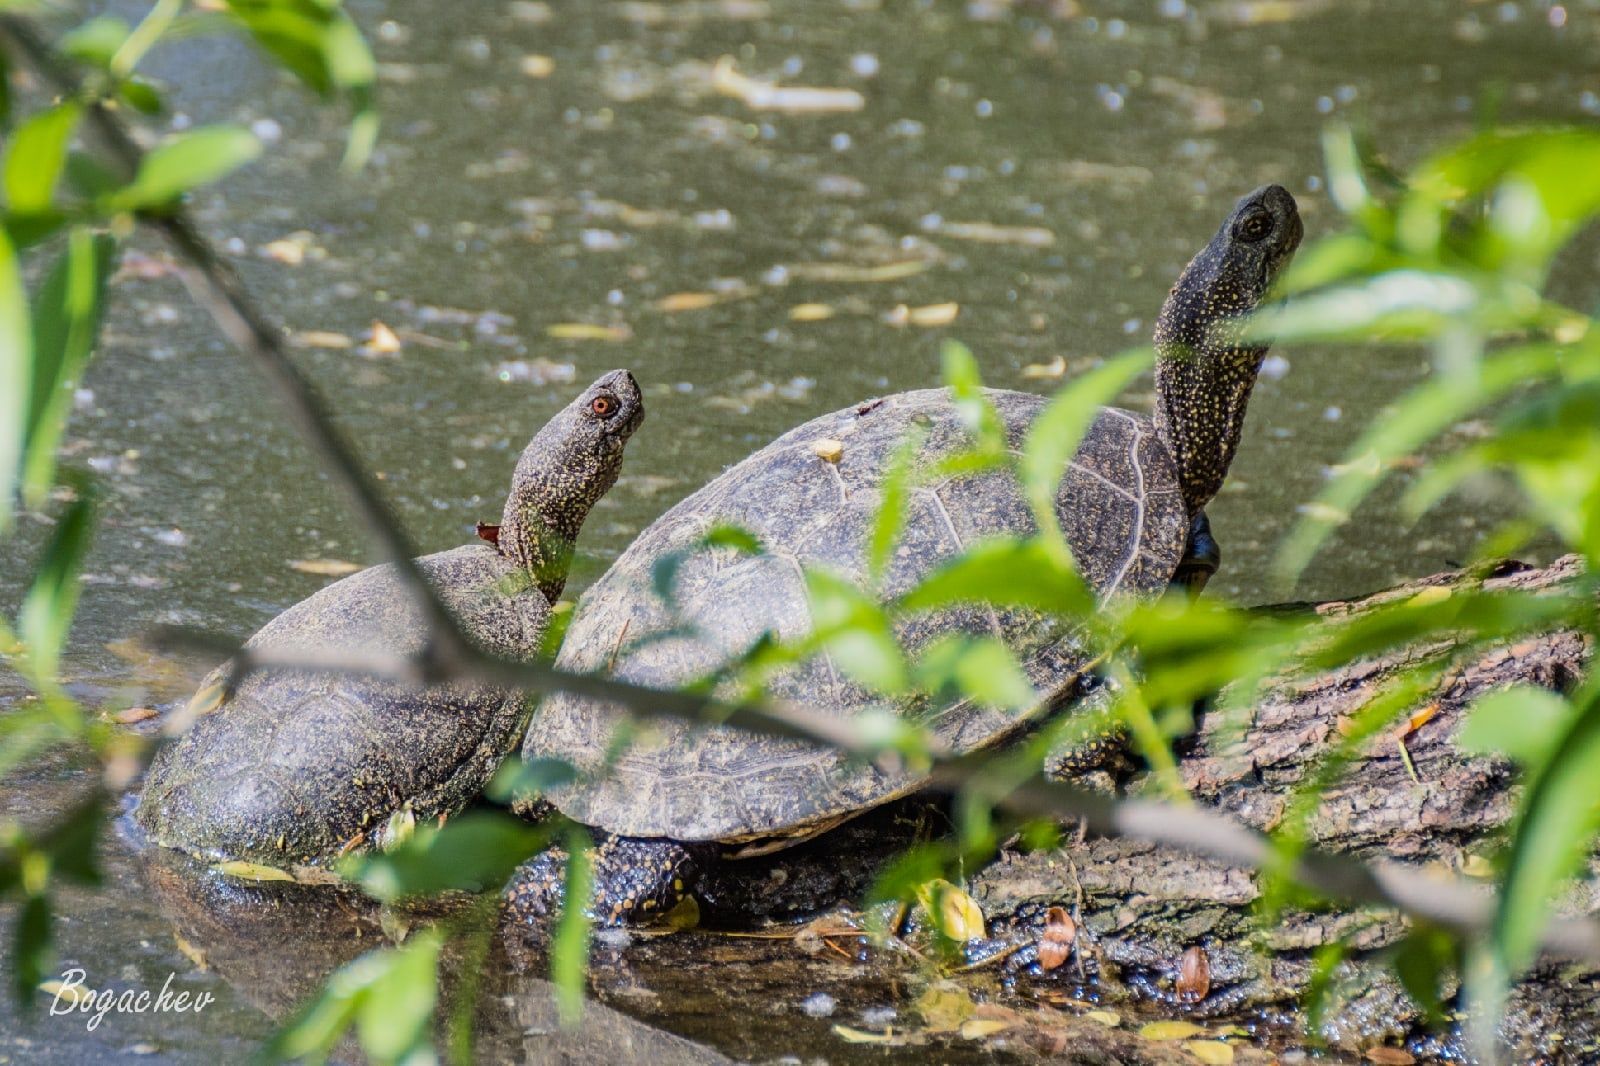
4,0,1598,1061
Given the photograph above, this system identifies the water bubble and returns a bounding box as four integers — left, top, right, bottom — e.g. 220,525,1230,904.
800,992,837,1018
976,99,994,117
1260,355,1291,380
850,53,880,77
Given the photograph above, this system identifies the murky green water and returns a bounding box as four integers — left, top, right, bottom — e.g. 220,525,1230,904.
4,0,1599,1060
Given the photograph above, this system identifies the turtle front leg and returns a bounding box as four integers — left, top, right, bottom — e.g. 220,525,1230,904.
1170,510,1221,599
1040,682,1130,785
503,835,706,927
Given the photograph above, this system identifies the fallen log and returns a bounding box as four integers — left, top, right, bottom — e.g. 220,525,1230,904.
968,554,1599,1059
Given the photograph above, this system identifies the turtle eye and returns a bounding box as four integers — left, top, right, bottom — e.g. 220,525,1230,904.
1234,210,1273,243
591,395,617,417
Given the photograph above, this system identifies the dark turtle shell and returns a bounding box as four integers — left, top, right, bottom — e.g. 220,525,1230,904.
525,388,1186,844
138,544,547,865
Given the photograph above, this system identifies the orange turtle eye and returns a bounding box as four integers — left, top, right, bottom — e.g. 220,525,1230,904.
591,395,616,416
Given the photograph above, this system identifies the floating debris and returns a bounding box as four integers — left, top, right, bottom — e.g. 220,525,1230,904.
787,260,932,283
789,303,835,322
1022,356,1067,379
1186,1042,1236,1064
288,559,364,577
363,321,403,356
621,1,770,26
547,322,632,341
113,706,158,725
495,358,576,385
711,56,865,113
928,220,1056,247
214,860,297,883
652,288,723,308
520,54,555,78
1138,1020,1208,1040
885,302,959,328
290,330,355,350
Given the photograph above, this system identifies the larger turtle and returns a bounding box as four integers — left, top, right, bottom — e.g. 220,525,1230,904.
138,370,645,866
507,186,1302,924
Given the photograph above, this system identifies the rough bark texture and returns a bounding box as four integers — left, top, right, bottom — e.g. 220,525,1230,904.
972,554,1600,1059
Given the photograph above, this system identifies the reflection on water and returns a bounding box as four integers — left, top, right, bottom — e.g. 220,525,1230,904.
3,0,1598,1059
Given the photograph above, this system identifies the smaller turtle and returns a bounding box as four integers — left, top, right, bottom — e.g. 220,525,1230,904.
137,370,645,866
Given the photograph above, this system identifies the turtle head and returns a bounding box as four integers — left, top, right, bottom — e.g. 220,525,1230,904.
500,369,646,601
1152,185,1302,518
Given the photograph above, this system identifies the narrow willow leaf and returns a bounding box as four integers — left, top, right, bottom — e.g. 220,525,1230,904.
914,635,1035,713
551,827,594,1026
355,929,441,1063
898,536,1091,618
0,227,30,531
1459,685,1571,769
939,339,1003,451
18,480,94,679
1490,683,1600,977
12,894,51,1005
805,567,908,694
867,426,925,584
1272,344,1561,586
23,230,113,505
59,16,132,68
1019,348,1149,562
111,125,261,210
344,811,549,902
3,102,81,215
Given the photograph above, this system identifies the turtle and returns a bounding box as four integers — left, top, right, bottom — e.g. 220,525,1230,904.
504,185,1303,926
137,369,646,866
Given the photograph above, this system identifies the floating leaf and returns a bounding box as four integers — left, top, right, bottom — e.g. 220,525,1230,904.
789,303,835,321
365,321,402,354
547,322,631,341
654,291,719,312
959,1019,1014,1039
710,55,864,113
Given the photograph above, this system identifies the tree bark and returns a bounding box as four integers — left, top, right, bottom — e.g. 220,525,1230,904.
970,554,1600,1059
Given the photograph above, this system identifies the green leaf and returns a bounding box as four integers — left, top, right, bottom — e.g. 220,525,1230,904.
867,427,925,584
0,225,30,532
487,755,577,804
1394,926,1456,1024
59,16,132,68
1020,349,1149,560
344,811,549,903
939,339,1003,451
18,480,95,680
3,102,81,215
355,929,440,1064
1459,685,1571,769
914,635,1035,714
12,894,52,1004
1272,344,1561,585
23,230,114,506
270,930,442,1066
804,567,908,695
110,125,261,210
1489,682,1600,978
898,536,1091,618
550,827,593,1026
118,78,164,115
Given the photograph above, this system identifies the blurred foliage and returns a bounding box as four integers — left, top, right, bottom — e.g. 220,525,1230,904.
4,3,1600,1063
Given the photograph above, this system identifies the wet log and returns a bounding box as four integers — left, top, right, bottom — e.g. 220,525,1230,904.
971,554,1600,1059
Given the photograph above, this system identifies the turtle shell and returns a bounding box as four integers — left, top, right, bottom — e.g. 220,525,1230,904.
138,544,548,865
526,388,1186,844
